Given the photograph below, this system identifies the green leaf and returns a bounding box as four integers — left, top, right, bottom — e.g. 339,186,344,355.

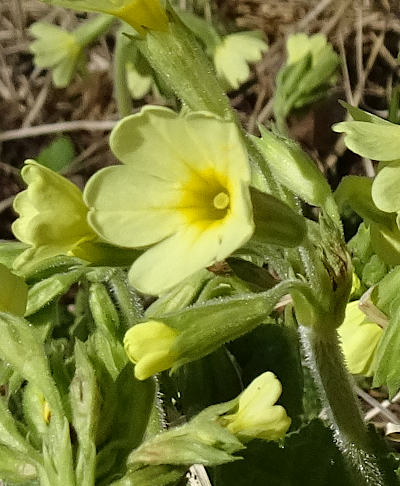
213,419,352,486
37,136,76,173
172,347,242,419
25,269,84,316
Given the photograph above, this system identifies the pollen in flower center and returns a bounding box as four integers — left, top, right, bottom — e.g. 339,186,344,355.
213,192,230,210
178,168,231,226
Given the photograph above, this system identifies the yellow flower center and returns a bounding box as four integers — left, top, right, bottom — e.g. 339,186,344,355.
178,169,231,227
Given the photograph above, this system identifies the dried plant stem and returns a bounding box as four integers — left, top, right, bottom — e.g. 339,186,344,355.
0,120,118,142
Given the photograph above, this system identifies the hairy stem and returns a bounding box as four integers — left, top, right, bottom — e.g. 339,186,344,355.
300,326,386,486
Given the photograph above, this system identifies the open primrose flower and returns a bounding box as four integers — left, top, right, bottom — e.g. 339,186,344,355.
12,160,96,267
30,23,83,88
84,106,254,295
41,0,168,35
30,15,114,89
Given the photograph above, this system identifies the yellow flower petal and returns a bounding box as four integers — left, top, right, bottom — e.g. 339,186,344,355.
223,372,291,442
85,107,254,295
129,211,253,295
12,160,95,266
124,320,179,380
338,301,383,376
41,0,168,35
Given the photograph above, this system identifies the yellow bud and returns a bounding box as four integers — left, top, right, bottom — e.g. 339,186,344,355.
222,372,291,442
338,301,383,376
124,320,179,380
43,401,51,425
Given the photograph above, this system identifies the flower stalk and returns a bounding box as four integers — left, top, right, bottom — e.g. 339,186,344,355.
300,326,386,486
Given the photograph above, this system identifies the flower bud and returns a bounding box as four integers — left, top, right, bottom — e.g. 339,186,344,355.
337,301,383,376
221,372,291,441
124,320,179,380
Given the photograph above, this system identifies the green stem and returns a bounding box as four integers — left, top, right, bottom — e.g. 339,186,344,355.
74,14,114,47
114,29,134,118
137,5,232,119
300,326,386,486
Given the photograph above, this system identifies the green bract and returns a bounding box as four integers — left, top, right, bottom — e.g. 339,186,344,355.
12,160,96,268
214,32,268,91
84,106,254,295
222,372,291,442
0,264,28,316
41,0,168,35
338,301,383,377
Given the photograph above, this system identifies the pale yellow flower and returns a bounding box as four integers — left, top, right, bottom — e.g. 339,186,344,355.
84,106,254,295
338,300,383,377
42,0,168,35
222,372,291,441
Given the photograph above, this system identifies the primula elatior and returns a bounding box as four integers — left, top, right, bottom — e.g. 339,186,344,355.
214,32,268,91
30,23,83,88
12,160,96,267
221,372,291,441
338,300,383,377
30,15,114,88
124,320,179,380
84,106,254,295
41,0,168,35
